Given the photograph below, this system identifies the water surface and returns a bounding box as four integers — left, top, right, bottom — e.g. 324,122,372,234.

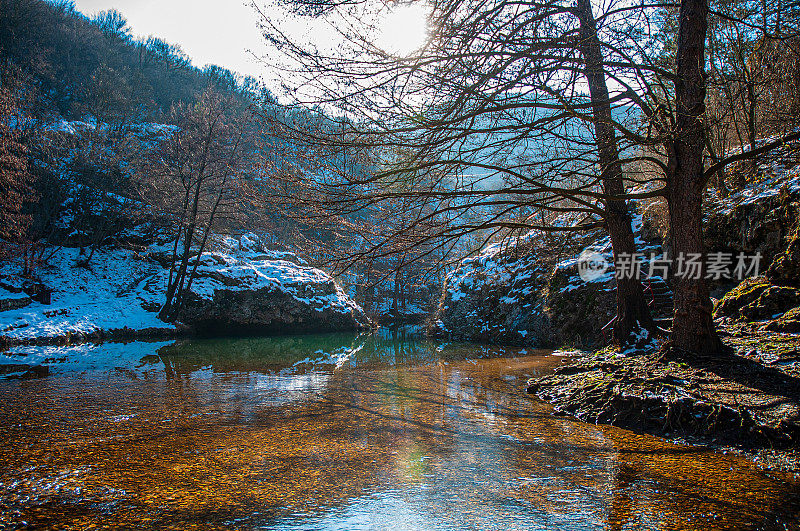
1,328,798,529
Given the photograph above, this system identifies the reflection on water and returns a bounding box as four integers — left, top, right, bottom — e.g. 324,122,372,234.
0,327,798,530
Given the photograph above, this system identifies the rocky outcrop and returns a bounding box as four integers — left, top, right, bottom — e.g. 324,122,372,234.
715,209,800,330
431,235,555,345
705,188,799,273
433,219,671,348
714,276,771,317
543,251,617,347
705,142,800,274
527,338,800,471
0,234,369,346
157,236,370,335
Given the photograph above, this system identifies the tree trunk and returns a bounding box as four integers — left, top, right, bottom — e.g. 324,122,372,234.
181,183,227,300
575,0,656,345
393,269,400,311
667,0,725,353
606,210,657,344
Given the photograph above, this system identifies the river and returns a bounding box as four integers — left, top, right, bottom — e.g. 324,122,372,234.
1,327,798,529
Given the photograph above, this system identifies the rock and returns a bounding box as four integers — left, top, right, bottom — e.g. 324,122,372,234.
714,213,800,324
714,276,771,318
544,256,617,347
763,307,800,333
715,278,800,322
740,286,800,320
431,233,556,345
157,237,370,335
0,364,32,375
0,364,49,379
21,365,49,379
433,224,669,348
705,177,800,276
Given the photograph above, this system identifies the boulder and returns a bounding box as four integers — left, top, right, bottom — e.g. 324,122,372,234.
156,235,370,335
740,286,800,321
544,256,617,348
714,276,772,319
433,219,670,349
705,164,800,275
763,307,800,333
432,234,554,345
714,277,800,321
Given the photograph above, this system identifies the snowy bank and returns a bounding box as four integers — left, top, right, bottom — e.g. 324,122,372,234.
0,247,173,345
0,235,369,345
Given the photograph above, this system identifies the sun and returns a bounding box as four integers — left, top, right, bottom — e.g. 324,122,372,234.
378,3,429,56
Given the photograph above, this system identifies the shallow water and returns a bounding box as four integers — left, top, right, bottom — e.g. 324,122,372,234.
1,328,799,530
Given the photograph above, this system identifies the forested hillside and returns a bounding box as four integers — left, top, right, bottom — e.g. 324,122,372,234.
0,0,444,329
0,0,273,263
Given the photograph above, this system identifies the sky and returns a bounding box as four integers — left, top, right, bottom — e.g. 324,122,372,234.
74,0,269,79
73,0,429,84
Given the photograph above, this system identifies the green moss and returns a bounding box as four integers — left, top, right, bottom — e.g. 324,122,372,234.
782,307,800,320
740,286,800,320
763,306,800,333
714,276,771,318
767,218,800,286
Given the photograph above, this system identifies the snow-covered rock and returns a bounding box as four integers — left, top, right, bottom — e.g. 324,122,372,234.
150,234,371,335
433,221,670,348
432,234,554,345
0,234,369,344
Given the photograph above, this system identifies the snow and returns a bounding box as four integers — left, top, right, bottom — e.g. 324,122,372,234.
708,140,800,215
443,232,542,303
0,234,364,343
551,349,584,357
0,287,29,301
42,118,178,139
172,234,362,316
43,119,98,135
0,247,171,342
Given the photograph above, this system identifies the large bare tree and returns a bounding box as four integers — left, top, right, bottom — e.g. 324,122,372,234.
258,0,799,352
259,0,669,345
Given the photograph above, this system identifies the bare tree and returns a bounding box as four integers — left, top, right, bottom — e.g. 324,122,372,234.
258,0,800,353
0,79,35,270
257,0,672,345
137,86,253,320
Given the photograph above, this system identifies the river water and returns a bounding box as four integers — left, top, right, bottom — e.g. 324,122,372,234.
1,328,798,529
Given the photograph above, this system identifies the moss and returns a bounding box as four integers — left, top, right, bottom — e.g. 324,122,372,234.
763,306,800,333
767,220,800,287
714,276,771,318
740,286,800,320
